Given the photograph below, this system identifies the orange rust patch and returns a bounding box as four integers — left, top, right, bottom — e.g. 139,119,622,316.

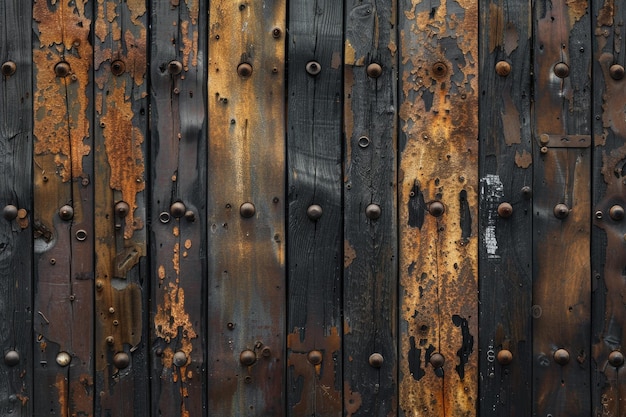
515,150,533,168
54,374,68,417
158,265,166,280
184,239,192,250
566,0,588,23
344,382,363,416
344,240,356,267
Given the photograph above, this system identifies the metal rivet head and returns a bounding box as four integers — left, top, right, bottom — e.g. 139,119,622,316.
54,61,71,77
1,61,16,77
307,204,323,221
521,186,532,199
495,61,511,76
432,62,448,78
173,351,187,367
4,350,19,366
261,347,271,357
106,336,114,345
366,63,383,78
554,348,570,365
305,61,321,76
108,307,115,314
115,201,130,217
113,352,130,369
184,210,196,222
539,133,550,145
272,28,282,38
75,230,87,241
553,203,570,219
358,136,370,148
56,351,72,367
111,60,125,76
59,205,74,221
237,62,253,78
554,62,570,78
428,201,445,217
365,204,381,220
540,146,548,154
240,202,256,218
3,205,18,220
159,212,171,223
610,64,625,80
368,352,384,368
170,202,186,218
307,350,322,365
240,349,256,366
609,205,625,221
168,60,183,75
609,350,624,367
497,202,513,218
430,353,445,368
497,349,513,365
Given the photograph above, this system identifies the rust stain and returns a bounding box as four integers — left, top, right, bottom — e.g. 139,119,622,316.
515,150,533,168
566,0,588,23
596,0,614,28
54,374,68,417
344,240,356,267
344,381,362,417
504,22,520,56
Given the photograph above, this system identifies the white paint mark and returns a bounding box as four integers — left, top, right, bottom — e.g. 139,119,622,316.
481,174,504,260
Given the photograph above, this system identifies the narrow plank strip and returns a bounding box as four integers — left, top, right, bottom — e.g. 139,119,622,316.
343,1,398,415
150,1,206,416
93,1,149,415
0,1,33,415
478,1,533,415
532,0,591,415
398,0,479,415
207,1,286,415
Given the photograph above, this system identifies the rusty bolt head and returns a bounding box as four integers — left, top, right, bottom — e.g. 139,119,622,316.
114,201,130,217
237,62,253,78
173,351,187,367
240,202,256,218
554,62,570,78
521,186,532,199
497,349,513,365
428,201,445,217
108,307,115,314
3,205,18,221
430,353,445,368
272,27,282,38
366,63,383,78
495,61,511,77
609,205,625,221
365,204,382,220
54,61,71,77
184,210,196,221
96,280,104,291
4,350,19,367
539,134,550,145
59,205,74,221
168,60,183,75
554,348,570,365
106,336,115,345
170,201,186,218
540,146,548,154
368,352,384,368
307,350,323,365
113,352,130,369
609,350,625,367
553,203,570,219
610,64,625,80
56,351,72,367
432,62,448,78
305,61,321,76
240,349,256,366
497,202,513,218
307,204,323,221
111,60,125,76
1,61,16,77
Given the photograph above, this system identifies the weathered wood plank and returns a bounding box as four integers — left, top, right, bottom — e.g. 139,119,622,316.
532,1,591,415
32,1,94,415
343,1,398,416
398,0,479,415
0,1,33,415
591,2,626,415
207,1,286,415
93,1,148,415
478,1,533,416
286,1,343,416
150,1,206,416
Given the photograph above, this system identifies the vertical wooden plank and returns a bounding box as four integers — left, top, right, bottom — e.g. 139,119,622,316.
93,1,149,415
0,1,33,415
343,1,397,416
532,0,591,415
286,2,343,416
207,1,286,415
150,1,206,416
32,1,94,416
398,0,479,415
478,1,533,416
592,2,626,415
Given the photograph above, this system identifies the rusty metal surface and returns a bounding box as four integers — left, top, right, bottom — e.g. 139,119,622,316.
398,0,479,415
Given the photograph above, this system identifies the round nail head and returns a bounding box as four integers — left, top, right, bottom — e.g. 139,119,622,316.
56,351,72,367
610,64,625,80
497,202,513,218
113,352,130,369
369,352,384,368
497,349,513,365
111,60,125,76
609,350,625,367
4,350,19,367
1,61,16,77
237,62,253,78
609,205,625,221
115,201,130,217
495,61,511,76
554,62,570,78
307,350,323,365
240,202,255,218
366,63,382,78
54,62,71,77
59,205,74,221
429,201,445,217
365,204,381,220
554,348,570,365
553,203,570,219
240,349,256,366
306,61,321,76
168,60,183,75
430,353,445,368
173,351,187,367
307,204,323,221
170,202,186,218
3,205,18,221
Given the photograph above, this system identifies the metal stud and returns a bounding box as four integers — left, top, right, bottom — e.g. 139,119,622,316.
240,349,256,366
54,62,71,77
1,61,16,77
608,350,624,367
430,352,445,368
75,230,87,241
159,212,171,223
554,62,570,78
56,351,72,367
3,205,18,221
59,205,74,221
497,349,513,365
365,204,381,220
184,210,196,222
432,62,448,78
497,202,513,218
366,63,383,78
307,350,322,365
307,204,323,221
495,61,511,77
173,351,187,367
521,186,532,199
170,201,186,218
115,201,130,217
428,201,445,217
368,352,384,368
609,205,625,221
610,64,625,80
113,352,130,369
4,350,19,367
272,28,282,38
240,202,256,218
237,62,253,78
553,203,570,219
106,336,115,345
305,61,321,76
168,60,183,75
111,60,125,76
554,348,570,365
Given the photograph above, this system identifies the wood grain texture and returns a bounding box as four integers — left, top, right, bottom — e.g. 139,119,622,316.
478,1,533,416
398,0,479,415
591,1,626,415
207,1,286,415
32,1,94,415
93,1,148,415
0,1,33,415
149,1,206,416
286,1,343,416
532,1,591,415
343,2,398,416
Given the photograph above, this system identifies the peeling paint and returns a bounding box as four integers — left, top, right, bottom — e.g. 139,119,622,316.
515,150,533,168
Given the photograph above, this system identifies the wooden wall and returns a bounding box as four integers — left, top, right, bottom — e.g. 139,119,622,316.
0,0,623,416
